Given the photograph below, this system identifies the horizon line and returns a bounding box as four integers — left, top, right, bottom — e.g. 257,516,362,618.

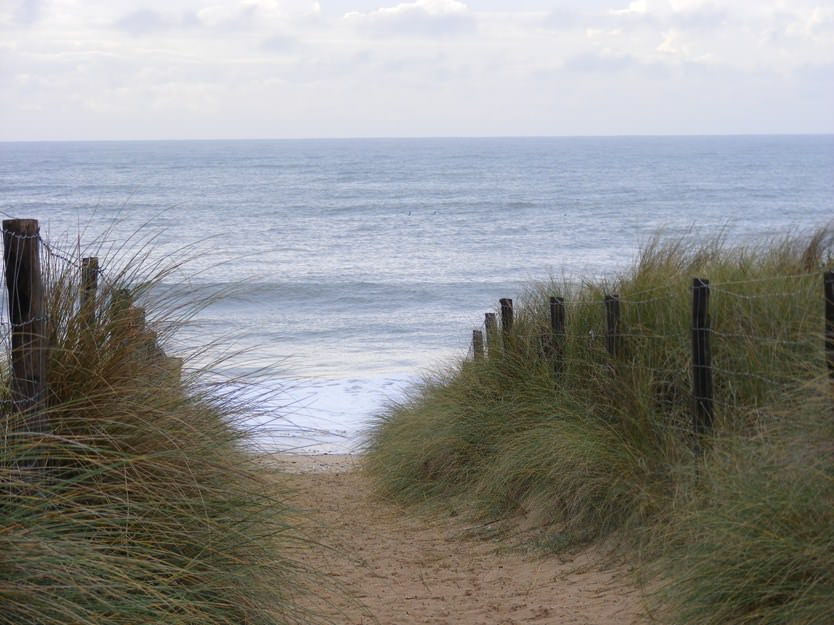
2,131,833,144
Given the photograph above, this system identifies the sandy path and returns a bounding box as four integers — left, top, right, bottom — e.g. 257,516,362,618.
275,454,650,625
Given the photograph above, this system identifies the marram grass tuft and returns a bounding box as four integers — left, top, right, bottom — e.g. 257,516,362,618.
0,236,325,625
650,382,834,625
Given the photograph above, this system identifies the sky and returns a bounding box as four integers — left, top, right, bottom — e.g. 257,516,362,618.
1,0,833,140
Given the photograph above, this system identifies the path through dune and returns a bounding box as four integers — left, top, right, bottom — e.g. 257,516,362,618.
277,454,650,625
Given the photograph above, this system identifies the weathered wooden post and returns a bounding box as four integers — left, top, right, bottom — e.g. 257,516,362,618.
472,329,484,361
81,256,98,328
112,288,132,315
550,296,565,374
484,312,498,358
692,278,713,440
500,298,513,353
108,288,135,364
2,219,48,432
127,306,147,357
107,288,175,381
824,272,834,379
604,294,621,357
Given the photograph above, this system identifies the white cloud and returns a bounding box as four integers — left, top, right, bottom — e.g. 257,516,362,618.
110,1,322,35
195,4,256,30
607,0,730,30
1,0,832,139
610,0,649,17
113,8,171,34
668,0,710,10
199,0,321,26
12,0,47,26
654,27,712,63
246,0,321,15
656,29,683,54
791,6,834,40
344,0,475,38
563,51,638,73
352,0,469,18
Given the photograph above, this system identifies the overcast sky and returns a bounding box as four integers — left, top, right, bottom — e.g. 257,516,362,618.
1,0,832,140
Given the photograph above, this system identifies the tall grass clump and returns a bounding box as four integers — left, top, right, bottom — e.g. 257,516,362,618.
0,237,320,624
366,229,832,547
651,381,834,625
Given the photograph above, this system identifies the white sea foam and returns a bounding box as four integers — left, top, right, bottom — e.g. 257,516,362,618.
224,373,417,454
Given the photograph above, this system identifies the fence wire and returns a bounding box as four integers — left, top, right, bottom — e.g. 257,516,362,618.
471,271,826,425
1,220,831,429
0,223,124,413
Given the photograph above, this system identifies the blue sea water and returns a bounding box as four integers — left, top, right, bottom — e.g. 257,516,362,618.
1,136,832,451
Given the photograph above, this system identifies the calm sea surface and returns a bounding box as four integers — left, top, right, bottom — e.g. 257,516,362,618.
1,136,832,450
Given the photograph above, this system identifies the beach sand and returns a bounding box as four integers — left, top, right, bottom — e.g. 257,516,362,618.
269,453,651,625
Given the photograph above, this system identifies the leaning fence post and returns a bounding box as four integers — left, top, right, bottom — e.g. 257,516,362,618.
550,296,565,374
2,219,48,433
81,256,98,328
500,298,514,353
824,272,834,379
692,278,713,441
604,294,621,357
485,312,498,358
108,288,135,355
472,329,484,361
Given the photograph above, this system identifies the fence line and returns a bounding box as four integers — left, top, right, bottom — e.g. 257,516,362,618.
470,270,830,448
1,219,181,438
5,217,829,454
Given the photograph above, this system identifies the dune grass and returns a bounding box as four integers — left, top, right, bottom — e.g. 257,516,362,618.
0,240,321,624
365,228,834,623
650,384,834,625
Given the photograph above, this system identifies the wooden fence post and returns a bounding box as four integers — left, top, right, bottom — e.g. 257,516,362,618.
106,289,175,380
824,272,834,378
692,278,713,439
604,294,621,357
2,219,48,432
112,288,132,312
108,288,136,358
485,312,498,358
550,296,565,374
500,298,513,353
472,329,484,361
81,256,98,328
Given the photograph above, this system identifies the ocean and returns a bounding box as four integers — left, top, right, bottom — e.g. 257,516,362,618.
1,135,832,452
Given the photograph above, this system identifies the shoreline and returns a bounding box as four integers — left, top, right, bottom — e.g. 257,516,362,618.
260,452,360,474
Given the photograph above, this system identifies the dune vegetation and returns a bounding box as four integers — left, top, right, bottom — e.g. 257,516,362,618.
0,240,320,625
366,229,834,625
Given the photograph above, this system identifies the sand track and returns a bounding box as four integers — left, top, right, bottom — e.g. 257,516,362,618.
277,454,650,625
